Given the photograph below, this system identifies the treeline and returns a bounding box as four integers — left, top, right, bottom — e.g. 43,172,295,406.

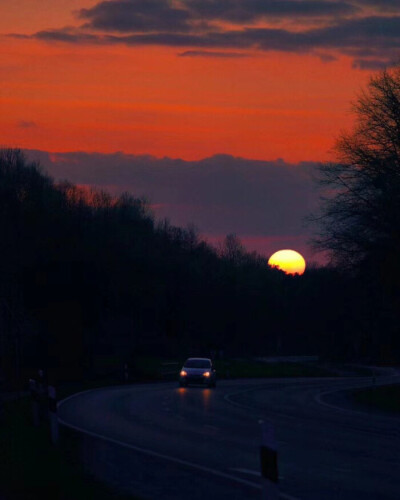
0,149,395,386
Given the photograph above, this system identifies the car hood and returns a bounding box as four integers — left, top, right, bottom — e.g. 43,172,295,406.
183,367,211,375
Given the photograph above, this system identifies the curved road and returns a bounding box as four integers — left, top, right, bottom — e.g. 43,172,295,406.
58,376,400,500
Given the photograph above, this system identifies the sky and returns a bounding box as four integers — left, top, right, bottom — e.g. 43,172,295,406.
1,0,398,263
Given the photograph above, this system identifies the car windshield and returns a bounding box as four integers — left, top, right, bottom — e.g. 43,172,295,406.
184,359,211,368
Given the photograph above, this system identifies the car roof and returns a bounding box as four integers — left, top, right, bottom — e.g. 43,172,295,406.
185,357,211,362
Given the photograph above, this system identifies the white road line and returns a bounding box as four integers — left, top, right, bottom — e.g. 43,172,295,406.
229,469,291,493
225,378,400,423
223,388,266,417
230,467,260,477
58,416,261,490
57,383,172,410
223,388,301,422
279,492,300,500
315,378,400,422
57,386,114,409
58,385,300,499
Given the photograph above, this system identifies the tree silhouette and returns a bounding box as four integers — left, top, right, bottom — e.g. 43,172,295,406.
313,68,400,271
5,144,394,385
311,69,400,363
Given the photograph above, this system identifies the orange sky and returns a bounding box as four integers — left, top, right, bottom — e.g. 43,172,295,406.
0,1,373,162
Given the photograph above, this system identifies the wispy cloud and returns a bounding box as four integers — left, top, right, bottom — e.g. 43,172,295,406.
17,120,37,128
178,50,249,58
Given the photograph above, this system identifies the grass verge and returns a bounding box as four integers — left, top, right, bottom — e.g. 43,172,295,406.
0,397,140,500
128,357,343,380
351,384,400,414
46,356,347,399
214,359,336,378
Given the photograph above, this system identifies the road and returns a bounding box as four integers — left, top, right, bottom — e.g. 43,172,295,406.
58,376,400,500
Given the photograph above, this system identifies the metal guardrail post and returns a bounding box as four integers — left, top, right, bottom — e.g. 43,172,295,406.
29,378,40,427
123,363,129,383
260,420,279,499
48,385,59,444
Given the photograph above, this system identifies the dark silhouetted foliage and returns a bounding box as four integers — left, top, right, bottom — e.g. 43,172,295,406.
312,68,400,363
0,147,396,387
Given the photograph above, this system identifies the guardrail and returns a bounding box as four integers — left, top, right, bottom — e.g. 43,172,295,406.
161,361,180,377
255,356,319,364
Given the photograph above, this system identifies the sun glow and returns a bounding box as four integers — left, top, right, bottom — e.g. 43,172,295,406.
268,249,306,275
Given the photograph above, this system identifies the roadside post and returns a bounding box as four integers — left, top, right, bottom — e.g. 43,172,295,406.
37,369,45,392
260,420,279,499
124,363,129,383
37,368,48,421
0,385,3,424
29,378,40,426
48,385,59,444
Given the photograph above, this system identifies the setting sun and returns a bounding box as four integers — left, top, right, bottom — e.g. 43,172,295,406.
268,249,306,275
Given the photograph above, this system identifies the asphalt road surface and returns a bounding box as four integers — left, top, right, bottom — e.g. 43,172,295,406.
58,376,400,500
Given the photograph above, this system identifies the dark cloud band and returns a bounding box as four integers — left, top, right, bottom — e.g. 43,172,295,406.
25,16,400,52
79,0,359,32
7,1,400,69
80,0,193,33
25,149,318,239
186,0,359,23
178,50,249,58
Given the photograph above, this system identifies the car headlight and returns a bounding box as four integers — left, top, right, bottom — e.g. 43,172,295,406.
180,370,187,377
203,371,210,377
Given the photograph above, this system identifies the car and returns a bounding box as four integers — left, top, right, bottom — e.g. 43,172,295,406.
178,358,216,388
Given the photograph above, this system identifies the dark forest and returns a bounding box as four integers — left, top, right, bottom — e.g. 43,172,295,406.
1,147,398,388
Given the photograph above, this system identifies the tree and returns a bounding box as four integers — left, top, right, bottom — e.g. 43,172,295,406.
313,68,400,272
219,233,245,265
311,69,400,363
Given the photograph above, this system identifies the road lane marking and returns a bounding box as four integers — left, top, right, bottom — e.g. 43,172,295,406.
315,377,400,422
204,424,219,431
224,378,400,424
230,467,260,476
58,384,301,499
229,470,297,499
224,388,303,422
57,383,172,410
223,389,265,418
231,468,285,480
57,386,113,408
279,492,299,499
58,416,262,490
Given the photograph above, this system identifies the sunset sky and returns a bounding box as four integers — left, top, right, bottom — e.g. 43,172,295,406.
1,0,397,262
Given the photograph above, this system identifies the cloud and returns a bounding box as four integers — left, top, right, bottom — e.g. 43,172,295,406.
186,0,359,23
352,57,400,70
19,16,400,67
24,150,319,259
78,0,359,32
9,1,400,69
17,120,37,128
318,53,338,63
32,30,102,44
79,0,194,33
178,50,249,58
18,17,393,49
357,0,400,12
